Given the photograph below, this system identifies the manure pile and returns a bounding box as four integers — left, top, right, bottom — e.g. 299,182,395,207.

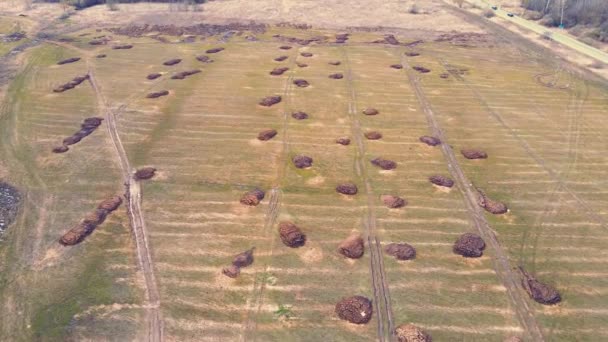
59,195,123,246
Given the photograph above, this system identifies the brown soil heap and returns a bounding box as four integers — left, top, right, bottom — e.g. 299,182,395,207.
257,129,278,141
364,131,382,140
279,45,292,50
96,54,107,58
259,95,282,107
336,137,351,145
453,233,486,258
59,222,95,246
97,195,123,212
240,188,265,206
440,73,449,79
293,155,313,168
52,145,69,153
300,52,313,57
336,183,358,195
293,79,310,87
83,209,107,225
82,117,103,128
381,195,406,208
404,52,421,57
291,111,309,120
477,189,508,214
135,167,157,180
53,75,90,93
335,33,350,43
296,62,308,68
412,66,431,73
232,248,255,268
429,175,454,188
419,136,441,146
338,234,365,259
146,90,169,99
362,108,379,116
329,73,344,79
57,57,81,65
519,267,561,305
385,243,416,260
274,56,288,62
196,55,214,63
171,69,201,80
206,47,224,53
335,296,373,324
329,61,341,65
147,73,162,80
395,323,432,342
222,265,240,278
270,67,289,76
278,221,306,248
371,158,397,170
112,44,133,49
461,149,487,159
390,64,403,69
63,136,81,146
163,58,182,66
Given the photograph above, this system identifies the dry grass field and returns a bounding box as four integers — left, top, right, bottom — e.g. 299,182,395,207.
1,7,608,342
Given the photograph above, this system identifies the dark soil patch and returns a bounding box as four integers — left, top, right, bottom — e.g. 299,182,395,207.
390,64,403,69
362,108,379,116
335,296,373,324
291,111,308,120
278,221,306,248
232,247,255,268
257,129,278,141
270,67,289,76
240,188,265,206
279,45,292,50
89,39,107,46
419,136,441,146
292,155,313,168
96,54,107,58
53,74,90,93
329,73,343,79
371,158,397,170
274,56,288,62
163,58,182,66
461,149,487,159
440,73,449,79
336,137,351,145
196,55,214,63
429,175,454,188
97,195,123,212
112,44,133,50
329,61,341,65
477,189,508,214
222,265,240,278
60,195,122,246
395,324,431,342
0,182,21,232
134,167,156,180
364,131,382,140
336,183,358,195
412,66,431,73
52,145,69,153
146,90,169,99
171,69,201,80
335,33,350,43
404,52,420,57
300,52,313,57
453,233,485,258
57,57,81,65
385,243,416,260
381,195,406,208
338,234,365,259
259,95,282,107
63,135,82,146
206,47,225,54
147,73,162,80
519,267,561,305
296,62,308,68
293,79,310,87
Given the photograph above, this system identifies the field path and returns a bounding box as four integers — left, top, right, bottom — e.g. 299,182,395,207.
87,66,163,342
342,48,394,341
401,53,545,342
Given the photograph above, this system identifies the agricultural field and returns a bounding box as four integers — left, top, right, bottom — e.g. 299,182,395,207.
1,12,608,342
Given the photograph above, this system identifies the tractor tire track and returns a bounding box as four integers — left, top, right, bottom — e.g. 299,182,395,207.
400,53,545,342
87,66,163,342
342,47,394,341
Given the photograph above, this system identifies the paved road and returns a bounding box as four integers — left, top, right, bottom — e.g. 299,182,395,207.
467,0,608,64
